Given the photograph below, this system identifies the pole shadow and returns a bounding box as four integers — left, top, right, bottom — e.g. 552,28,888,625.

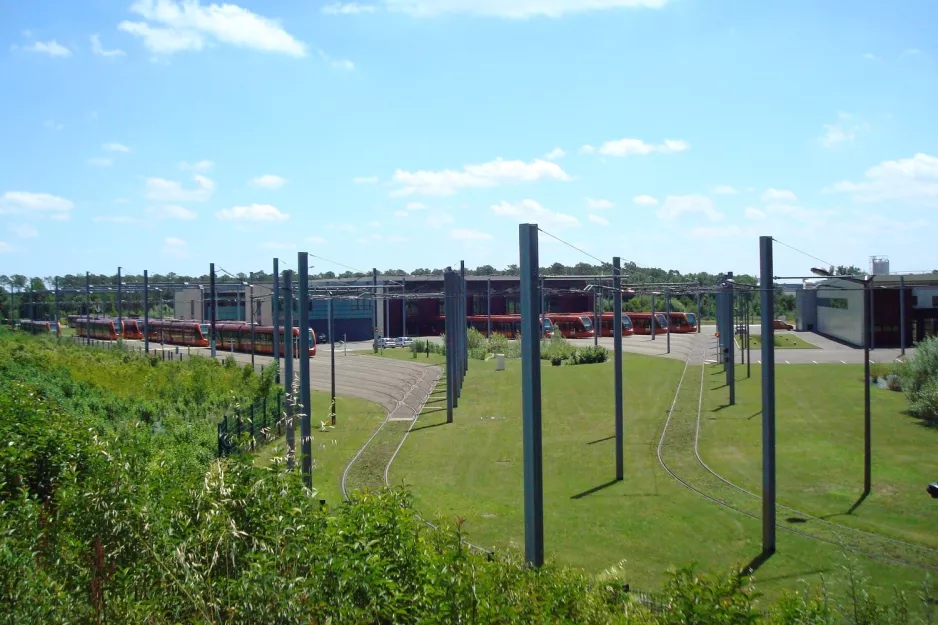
587,435,616,445
712,404,730,413
747,411,762,420
711,384,727,391
571,479,619,500
846,491,870,515
410,419,448,432
739,549,774,576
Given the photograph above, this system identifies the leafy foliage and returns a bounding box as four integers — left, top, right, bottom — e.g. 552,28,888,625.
903,336,938,421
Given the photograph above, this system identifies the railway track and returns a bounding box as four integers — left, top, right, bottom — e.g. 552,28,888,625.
656,337,938,572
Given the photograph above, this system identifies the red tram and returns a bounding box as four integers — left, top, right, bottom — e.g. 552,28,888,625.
666,312,697,333
213,322,315,357
431,314,552,339
74,318,121,340
545,313,595,339
19,319,61,336
624,312,669,335
597,312,635,337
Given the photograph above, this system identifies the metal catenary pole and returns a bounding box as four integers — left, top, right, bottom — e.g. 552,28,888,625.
461,260,468,377
250,278,256,369
746,292,751,379
666,289,671,354
283,269,295,470
613,257,624,481
209,263,217,358
298,253,312,489
117,267,122,346
519,223,544,567
54,277,59,330
486,277,492,337
372,268,378,346
759,236,777,554
85,271,91,346
900,275,906,356
402,276,406,336
144,270,150,354
329,294,336,426
696,292,701,334
273,258,280,384
726,278,735,406
593,284,599,347
863,277,872,495
445,269,455,420
650,293,656,341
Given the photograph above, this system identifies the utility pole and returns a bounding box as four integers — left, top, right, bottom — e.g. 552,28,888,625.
900,276,906,356
299,253,312,489
372,268,378,347
487,277,492,337
650,293,656,341
402,276,406,336
250,274,256,369
54,277,59,333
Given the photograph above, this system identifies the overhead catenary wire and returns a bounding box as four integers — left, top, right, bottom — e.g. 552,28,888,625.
771,238,836,271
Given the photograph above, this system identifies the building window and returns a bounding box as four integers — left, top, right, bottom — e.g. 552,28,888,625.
933,296,938,308
818,297,848,309
505,298,520,314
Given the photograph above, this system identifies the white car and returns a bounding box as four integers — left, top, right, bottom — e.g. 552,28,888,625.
380,337,397,348
396,336,414,348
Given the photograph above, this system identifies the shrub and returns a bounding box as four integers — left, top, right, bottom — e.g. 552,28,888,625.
486,332,509,355
903,336,938,420
467,326,486,350
551,355,563,367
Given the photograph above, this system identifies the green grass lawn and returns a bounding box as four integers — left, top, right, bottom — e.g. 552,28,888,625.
387,354,932,603
254,390,386,506
740,334,818,349
700,363,938,550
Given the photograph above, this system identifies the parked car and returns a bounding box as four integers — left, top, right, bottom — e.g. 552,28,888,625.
773,319,794,331
380,337,397,348
735,325,748,335
396,336,414,348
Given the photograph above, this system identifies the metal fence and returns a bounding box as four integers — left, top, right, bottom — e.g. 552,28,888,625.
217,389,285,457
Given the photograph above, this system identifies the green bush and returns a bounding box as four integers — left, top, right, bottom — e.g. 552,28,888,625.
903,336,938,420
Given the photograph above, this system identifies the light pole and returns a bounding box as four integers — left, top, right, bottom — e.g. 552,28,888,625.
811,266,873,495
117,267,123,346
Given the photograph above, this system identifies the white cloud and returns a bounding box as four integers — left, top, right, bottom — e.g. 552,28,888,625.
87,157,114,167
819,112,870,149
712,185,738,195
545,147,566,160
90,34,126,57
353,176,379,184
145,175,214,202
899,48,921,59
179,160,214,172
491,199,580,228
863,52,878,61
323,2,377,14
215,203,289,221
632,194,658,206
761,188,798,203
406,201,427,210
584,137,689,157
0,191,74,214
426,213,455,228
689,225,746,238
10,224,38,239
392,157,571,196
0,242,12,254
49,213,71,222
386,234,408,243
744,206,765,219
317,48,355,70
308,236,328,244
261,241,295,249
586,197,614,209
384,0,670,18
43,120,64,131
327,223,357,232
588,214,609,226
450,228,492,241
146,205,197,220
251,174,287,189
826,153,938,206
162,236,188,258
118,0,307,57
13,40,72,57
657,195,723,221
367,220,381,228
103,142,131,152
93,215,140,224
393,210,409,218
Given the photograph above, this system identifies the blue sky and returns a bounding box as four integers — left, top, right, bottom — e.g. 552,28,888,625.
1,0,936,280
